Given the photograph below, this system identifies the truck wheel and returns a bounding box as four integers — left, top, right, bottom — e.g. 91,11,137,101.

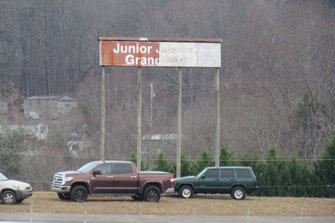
70,185,88,202
58,193,71,201
143,186,161,202
131,194,144,201
1,190,17,204
231,187,246,200
178,185,194,198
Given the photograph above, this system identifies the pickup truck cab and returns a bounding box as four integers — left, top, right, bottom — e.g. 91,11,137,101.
51,160,173,202
0,172,33,204
172,166,257,200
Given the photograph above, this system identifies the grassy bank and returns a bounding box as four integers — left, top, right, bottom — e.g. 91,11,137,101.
1,192,334,216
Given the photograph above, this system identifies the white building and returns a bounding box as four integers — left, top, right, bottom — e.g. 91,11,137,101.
23,96,77,118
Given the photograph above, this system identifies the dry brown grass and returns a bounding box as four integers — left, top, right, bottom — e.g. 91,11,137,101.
1,192,335,216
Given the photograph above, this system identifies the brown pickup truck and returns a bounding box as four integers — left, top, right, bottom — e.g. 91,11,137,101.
51,160,173,202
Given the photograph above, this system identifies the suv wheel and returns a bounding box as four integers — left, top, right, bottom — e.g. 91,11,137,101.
1,190,17,204
178,185,194,198
70,185,88,202
231,187,246,200
143,186,161,202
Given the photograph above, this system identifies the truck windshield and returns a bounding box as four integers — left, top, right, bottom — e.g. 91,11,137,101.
0,173,8,181
77,162,100,173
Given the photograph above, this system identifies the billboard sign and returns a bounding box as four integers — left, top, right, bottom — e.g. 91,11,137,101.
99,38,221,68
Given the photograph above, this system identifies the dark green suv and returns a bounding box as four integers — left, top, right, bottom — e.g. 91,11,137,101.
172,166,257,200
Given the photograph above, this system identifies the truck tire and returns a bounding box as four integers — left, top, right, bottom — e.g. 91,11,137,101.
70,185,88,202
1,190,17,204
58,193,71,201
178,185,194,198
143,186,161,202
231,186,246,200
131,194,144,201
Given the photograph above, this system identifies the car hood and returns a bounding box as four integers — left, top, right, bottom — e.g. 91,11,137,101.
0,179,31,188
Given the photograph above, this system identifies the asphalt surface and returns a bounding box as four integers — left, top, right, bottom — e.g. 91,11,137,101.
0,212,335,223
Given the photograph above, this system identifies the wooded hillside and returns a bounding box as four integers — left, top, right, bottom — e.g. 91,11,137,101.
0,0,334,164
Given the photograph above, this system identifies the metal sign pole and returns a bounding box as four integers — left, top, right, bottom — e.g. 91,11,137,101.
100,68,106,160
137,67,142,170
176,68,183,178
215,68,220,166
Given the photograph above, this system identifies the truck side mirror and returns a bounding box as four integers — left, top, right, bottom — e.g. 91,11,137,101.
201,175,206,179
94,170,102,176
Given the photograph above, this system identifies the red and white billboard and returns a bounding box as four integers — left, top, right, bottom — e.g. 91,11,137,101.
99,38,221,68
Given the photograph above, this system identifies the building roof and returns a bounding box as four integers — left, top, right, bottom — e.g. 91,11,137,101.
25,96,76,101
58,96,76,101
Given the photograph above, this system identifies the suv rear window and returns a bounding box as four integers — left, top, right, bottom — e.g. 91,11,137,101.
235,169,252,179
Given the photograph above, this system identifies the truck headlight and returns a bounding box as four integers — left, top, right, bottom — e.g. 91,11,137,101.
64,176,73,182
61,176,73,185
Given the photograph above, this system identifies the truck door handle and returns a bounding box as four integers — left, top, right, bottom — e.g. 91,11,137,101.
130,176,137,179
107,176,113,179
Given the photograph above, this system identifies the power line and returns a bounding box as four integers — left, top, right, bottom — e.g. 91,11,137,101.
0,151,334,162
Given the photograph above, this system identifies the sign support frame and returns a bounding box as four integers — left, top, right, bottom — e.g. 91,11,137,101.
100,68,106,160
99,37,222,176
215,68,220,167
176,68,183,178
137,67,142,170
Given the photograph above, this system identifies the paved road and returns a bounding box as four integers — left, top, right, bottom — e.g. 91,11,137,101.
0,212,335,223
